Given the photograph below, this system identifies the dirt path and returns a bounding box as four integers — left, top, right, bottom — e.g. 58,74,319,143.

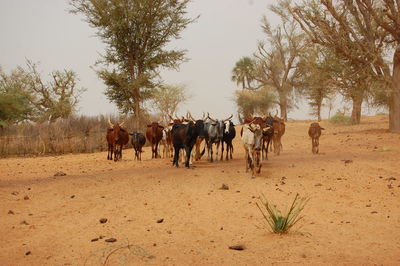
1,116,399,265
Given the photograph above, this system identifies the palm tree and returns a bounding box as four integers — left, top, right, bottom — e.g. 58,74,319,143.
231,57,256,90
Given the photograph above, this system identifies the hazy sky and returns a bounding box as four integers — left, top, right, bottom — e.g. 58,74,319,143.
0,0,349,121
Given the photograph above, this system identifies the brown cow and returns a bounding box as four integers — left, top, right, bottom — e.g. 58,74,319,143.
308,122,325,154
271,115,285,156
146,122,164,158
106,118,129,161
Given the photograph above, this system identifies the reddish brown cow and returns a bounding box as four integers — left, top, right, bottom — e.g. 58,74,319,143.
308,122,325,154
146,122,164,158
271,115,285,156
106,118,129,161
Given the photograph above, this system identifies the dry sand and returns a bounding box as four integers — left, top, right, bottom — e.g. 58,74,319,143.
1,115,399,265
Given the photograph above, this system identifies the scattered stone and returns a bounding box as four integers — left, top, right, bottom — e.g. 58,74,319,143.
387,184,393,189
229,245,245,251
153,243,157,246
147,255,156,259
91,238,99,242
25,251,31,256
24,196,29,200
288,164,295,168
336,178,342,180
371,211,378,214
219,184,229,190
11,191,19,196
70,195,75,199
99,218,108,224
379,176,383,179
366,204,371,207
315,183,323,187
341,159,353,164
157,218,164,223
20,220,29,225
220,227,223,230
8,210,14,215
167,230,172,234
27,188,31,190
386,177,396,181
301,253,307,258
54,171,66,176
105,238,117,243
236,190,240,193
99,235,105,239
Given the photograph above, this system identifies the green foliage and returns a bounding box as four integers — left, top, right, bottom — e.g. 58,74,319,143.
329,112,352,125
150,84,188,124
231,57,257,90
70,0,197,122
0,93,31,126
256,193,309,234
0,61,84,125
234,86,276,119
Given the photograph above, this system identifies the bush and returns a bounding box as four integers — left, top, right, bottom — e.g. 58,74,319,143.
329,112,352,125
256,193,309,234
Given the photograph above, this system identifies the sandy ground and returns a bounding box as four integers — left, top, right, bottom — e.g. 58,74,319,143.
0,115,399,266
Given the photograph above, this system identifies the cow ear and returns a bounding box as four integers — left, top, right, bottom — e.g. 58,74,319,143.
147,125,151,127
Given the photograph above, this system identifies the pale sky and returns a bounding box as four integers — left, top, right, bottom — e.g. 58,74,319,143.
0,0,362,122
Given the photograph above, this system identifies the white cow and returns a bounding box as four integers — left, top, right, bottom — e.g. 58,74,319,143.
241,122,269,178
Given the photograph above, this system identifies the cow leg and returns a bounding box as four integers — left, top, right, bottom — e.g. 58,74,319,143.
220,141,224,161
185,145,193,168
229,142,234,159
210,143,214,162
244,149,249,173
173,146,180,168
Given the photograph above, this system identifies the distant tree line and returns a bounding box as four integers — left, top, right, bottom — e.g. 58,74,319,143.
232,0,400,133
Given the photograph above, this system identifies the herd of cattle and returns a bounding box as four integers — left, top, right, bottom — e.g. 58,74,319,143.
106,112,324,177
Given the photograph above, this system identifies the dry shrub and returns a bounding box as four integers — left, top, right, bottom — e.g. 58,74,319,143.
0,113,155,157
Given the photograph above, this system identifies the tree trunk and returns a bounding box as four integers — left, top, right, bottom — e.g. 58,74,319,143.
390,45,400,133
350,94,363,125
278,91,288,121
133,89,140,130
317,103,321,122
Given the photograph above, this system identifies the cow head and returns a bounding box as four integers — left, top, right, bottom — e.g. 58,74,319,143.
147,122,164,138
108,117,125,142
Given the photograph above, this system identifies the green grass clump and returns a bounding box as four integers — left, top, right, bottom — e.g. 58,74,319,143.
329,113,352,125
256,193,309,234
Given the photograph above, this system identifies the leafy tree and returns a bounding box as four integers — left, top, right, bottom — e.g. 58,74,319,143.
0,61,84,124
24,61,84,122
150,84,188,124
231,57,257,90
70,0,197,129
0,67,33,126
234,86,276,120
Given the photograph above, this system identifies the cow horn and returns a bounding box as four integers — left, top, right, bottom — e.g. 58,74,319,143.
223,114,233,122
188,112,196,121
119,118,126,127
108,117,113,127
207,112,216,122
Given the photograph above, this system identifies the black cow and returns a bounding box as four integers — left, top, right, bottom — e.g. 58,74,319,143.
221,120,236,160
262,115,274,160
129,132,146,161
172,120,205,168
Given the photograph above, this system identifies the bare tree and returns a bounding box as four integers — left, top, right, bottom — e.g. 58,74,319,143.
150,84,188,125
286,0,391,124
254,16,307,121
